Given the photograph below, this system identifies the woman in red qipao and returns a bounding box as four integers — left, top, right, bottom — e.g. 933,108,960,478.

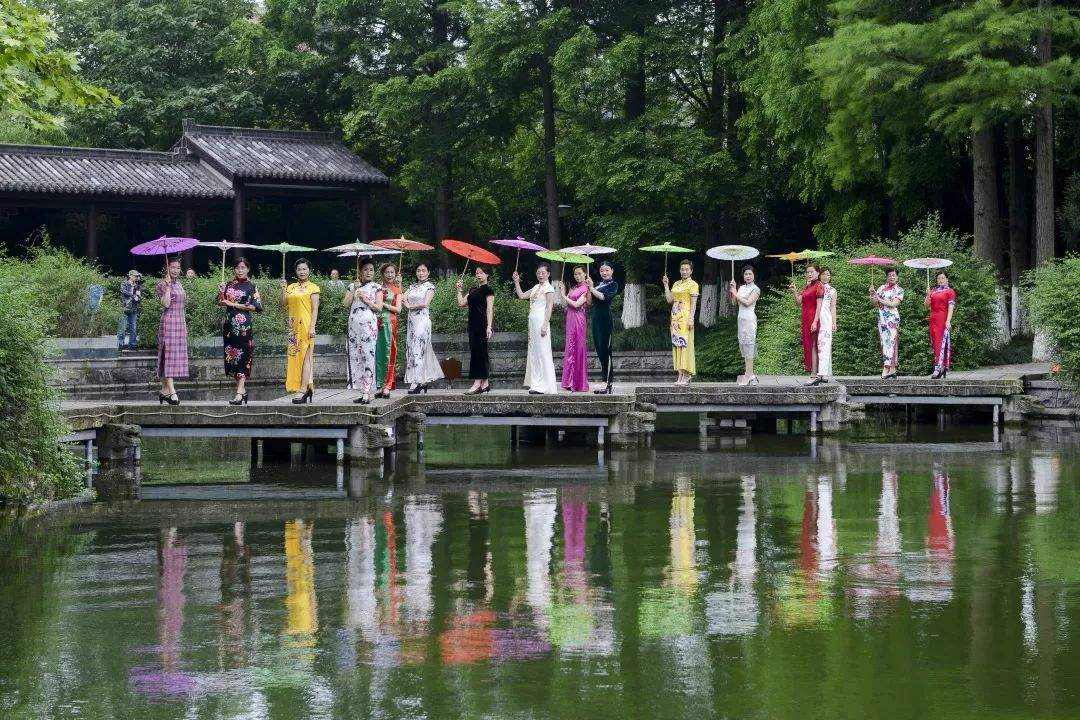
925,271,956,379
791,263,824,383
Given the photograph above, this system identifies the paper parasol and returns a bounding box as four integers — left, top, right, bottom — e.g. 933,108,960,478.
491,237,545,273
767,250,810,278
903,257,953,290
849,255,899,286
372,236,432,276
797,249,835,259
131,236,200,275
641,242,693,277
198,240,260,283
536,250,592,282
563,243,616,277
707,244,759,284
441,238,501,275
256,242,316,279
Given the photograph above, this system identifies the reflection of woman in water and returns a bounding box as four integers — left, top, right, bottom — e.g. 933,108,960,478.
849,462,902,614
670,475,697,592
218,522,251,669
706,474,759,636
284,520,319,656
157,528,187,673
403,495,443,627
524,488,557,631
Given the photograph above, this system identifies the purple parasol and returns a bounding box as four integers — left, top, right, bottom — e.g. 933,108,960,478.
131,236,200,274
130,236,200,256
491,236,546,273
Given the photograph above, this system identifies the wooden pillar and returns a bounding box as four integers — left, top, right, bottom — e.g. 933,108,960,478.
85,204,99,262
181,207,195,269
357,192,370,243
232,187,245,245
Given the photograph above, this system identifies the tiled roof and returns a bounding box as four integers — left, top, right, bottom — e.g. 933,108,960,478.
180,122,389,185
0,145,233,199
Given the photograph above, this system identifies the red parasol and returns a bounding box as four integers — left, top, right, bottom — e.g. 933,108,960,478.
441,238,501,275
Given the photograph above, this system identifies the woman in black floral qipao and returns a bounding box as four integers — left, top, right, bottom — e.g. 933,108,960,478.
218,257,263,405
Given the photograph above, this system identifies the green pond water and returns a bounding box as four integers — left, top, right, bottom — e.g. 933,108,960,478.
4,428,1080,719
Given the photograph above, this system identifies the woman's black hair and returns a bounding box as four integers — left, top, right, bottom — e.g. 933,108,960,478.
818,265,831,275
536,262,551,274
680,258,693,270
936,270,949,279
741,264,756,276
233,256,250,269
359,259,375,271
885,266,899,276
293,257,310,271
415,261,430,272
572,264,588,277
380,262,397,276
599,260,614,270
474,265,488,275
167,257,181,266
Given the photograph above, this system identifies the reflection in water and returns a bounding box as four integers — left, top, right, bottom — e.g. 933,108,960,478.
283,520,319,656
18,440,1080,720
706,475,759,636
219,522,251,670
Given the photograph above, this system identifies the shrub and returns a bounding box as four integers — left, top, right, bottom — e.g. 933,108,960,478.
0,241,120,337
1025,256,1080,385
696,318,744,379
0,277,81,505
754,214,998,376
429,273,528,335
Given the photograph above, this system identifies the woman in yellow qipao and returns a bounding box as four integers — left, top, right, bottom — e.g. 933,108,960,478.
663,258,699,385
280,258,320,403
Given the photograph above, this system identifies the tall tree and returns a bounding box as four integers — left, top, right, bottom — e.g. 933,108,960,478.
1034,0,1056,267
0,0,115,130
47,0,261,148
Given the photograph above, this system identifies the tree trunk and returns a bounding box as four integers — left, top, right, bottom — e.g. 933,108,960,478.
434,156,453,273
700,261,719,327
539,57,561,250
973,126,1005,277
1034,0,1055,267
621,269,647,329
1007,120,1030,335
1032,0,1055,360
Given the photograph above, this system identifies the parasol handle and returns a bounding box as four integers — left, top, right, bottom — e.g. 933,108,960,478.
514,248,521,274
730,259,735,287
462,257,471,278
221,247,227,285
926,268,931,292
282,252,286,281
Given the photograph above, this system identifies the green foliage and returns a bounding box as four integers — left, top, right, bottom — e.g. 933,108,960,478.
429,274,528,335
0,0,116,129
0,239,120,337
44,0,261,148
754,215,998,376
696,318,744,379
0,273,81,505
1025,256,1080,387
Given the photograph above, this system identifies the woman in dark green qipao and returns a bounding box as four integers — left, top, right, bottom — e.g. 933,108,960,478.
587,261,619,394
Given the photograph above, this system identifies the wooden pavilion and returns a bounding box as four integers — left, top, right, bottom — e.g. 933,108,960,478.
0,119,388,268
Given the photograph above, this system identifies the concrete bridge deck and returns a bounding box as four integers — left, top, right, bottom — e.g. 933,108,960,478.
60,364,1049,468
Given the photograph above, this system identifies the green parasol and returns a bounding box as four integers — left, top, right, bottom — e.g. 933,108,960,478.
641,242,694,278
256,242,317,279
536,250,593,282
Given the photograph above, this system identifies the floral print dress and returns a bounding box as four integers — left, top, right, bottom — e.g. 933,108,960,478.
347,281,383,394
220,279,262,379
875,282,904,369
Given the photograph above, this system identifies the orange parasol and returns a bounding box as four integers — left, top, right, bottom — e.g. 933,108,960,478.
441,238,501,275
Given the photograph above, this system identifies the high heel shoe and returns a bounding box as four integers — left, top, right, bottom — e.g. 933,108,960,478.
480,385,492,394
228,393,248,406
158,392,180,405
354,395,370,405
407,385,421,395
464,387,483,395
292,389,313,404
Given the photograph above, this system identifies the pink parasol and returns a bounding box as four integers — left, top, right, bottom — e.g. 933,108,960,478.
849,255,898,285
563,243,616,277
491,237,546,273
131,236,200,275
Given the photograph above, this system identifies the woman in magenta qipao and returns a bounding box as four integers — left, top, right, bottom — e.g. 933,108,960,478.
560,265,591,392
